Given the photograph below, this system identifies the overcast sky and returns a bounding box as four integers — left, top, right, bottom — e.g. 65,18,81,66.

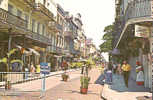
56,0,115,61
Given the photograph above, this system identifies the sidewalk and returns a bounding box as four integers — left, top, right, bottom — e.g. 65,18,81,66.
101,74,152,100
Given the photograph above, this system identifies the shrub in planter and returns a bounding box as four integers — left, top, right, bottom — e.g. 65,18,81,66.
80,76,90,94
62,74,69,82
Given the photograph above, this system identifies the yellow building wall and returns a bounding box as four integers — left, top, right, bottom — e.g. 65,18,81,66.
8,0,51,36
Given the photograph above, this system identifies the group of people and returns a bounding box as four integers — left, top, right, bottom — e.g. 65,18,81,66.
104,60,144,88
24,63,41,73
104,61,131,87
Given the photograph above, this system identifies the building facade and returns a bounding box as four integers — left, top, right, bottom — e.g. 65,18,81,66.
0,0,92,72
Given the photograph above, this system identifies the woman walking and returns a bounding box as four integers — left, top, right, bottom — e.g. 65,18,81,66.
117,64,122,75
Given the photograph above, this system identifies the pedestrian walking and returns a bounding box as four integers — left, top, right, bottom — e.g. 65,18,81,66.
121,61,131,88
116,63,122,79
61,60,68,71
105,62,113,84
30,63,35,73
36,64,40,73
117,64,122,75
113,62,117,74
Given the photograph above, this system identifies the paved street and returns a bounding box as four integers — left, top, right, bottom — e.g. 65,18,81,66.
0,68,103,100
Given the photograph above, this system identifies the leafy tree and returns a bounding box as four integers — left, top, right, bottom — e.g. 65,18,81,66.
99,24,114,52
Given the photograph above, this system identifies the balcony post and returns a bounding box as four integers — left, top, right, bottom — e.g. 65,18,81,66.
8,28,12,72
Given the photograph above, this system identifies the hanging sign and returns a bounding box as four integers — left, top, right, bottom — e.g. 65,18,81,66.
135,25,150,38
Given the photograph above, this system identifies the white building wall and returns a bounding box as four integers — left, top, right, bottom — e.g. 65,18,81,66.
0,0,8,10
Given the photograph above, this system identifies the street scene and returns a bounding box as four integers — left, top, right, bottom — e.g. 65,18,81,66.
0,0,152,100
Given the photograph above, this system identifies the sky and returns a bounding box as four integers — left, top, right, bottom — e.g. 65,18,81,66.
56,0,115,61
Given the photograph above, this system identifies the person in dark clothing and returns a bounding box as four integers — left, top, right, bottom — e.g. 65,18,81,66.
105,62,113,84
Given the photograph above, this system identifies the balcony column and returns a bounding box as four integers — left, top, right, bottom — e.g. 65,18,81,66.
8,28,12,72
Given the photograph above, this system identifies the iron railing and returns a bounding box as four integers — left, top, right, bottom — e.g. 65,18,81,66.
56,23,63,31
64,30,73,38
24,0,35,7
114,0,152,48
0,8,27,29
0,8,51,45
48,22,63,32
25,31,51,45
56,47,62,54
34,3,54,19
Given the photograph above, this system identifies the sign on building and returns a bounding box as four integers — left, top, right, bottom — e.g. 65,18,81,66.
40,62,50,74
135,25,150,38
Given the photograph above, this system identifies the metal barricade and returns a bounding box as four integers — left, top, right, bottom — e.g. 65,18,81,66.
0,72,42,96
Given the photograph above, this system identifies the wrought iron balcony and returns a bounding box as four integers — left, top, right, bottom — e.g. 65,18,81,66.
26,31,51,45
0,8,27,30
64,29,73,37
48,22,63,32
56,47,62,54
56,23,63,31
114,0,153,48
34,3,54,19
24,0,35,7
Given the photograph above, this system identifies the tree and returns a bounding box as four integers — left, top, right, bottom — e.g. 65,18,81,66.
99,24,114,52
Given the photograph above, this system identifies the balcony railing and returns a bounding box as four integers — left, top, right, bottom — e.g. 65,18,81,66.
56,47,62,54
0,8,51,45
114,0,152,48
0,8,27,29
56,23,63,31
64,29,73,37
48,22,63,32
26,31,51,45
24,0,35,7
34,3,54,19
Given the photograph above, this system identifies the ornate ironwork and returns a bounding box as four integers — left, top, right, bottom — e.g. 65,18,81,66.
48,22,63,32
24,0,35,7
0,8,27,29
34,3,54,19
25,31,51,45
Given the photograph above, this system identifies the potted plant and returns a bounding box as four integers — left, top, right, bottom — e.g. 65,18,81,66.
62,73,69,82
80,76,90,94
5,80,11,90
61,60,69,82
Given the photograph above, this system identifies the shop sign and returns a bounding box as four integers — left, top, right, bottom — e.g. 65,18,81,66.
135,25,150,38
40,62,50,74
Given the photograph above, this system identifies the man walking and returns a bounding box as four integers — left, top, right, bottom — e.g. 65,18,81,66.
121,61,131,88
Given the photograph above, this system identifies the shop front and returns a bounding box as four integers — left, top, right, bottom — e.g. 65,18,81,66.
135,25,152,90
